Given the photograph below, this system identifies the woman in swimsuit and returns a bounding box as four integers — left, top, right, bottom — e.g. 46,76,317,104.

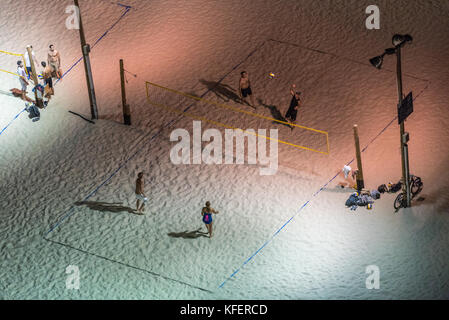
201,201,219,238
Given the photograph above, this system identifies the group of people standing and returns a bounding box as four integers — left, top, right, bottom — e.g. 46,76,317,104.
14,44,62,108
238,71,302,129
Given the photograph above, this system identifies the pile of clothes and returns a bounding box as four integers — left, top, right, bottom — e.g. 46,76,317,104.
25,102,40,122
345,190,380,211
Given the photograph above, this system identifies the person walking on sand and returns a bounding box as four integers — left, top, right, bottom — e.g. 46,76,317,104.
48,44,62,79
135,172,148,214
285,84,301,129
239,71,256,108
201,201,219,238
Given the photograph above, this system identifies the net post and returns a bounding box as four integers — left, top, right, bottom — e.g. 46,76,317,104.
353,124,365,192
26,46,44,109
120,59,131,125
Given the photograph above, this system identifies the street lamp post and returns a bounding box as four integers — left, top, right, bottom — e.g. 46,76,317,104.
370,34,413,207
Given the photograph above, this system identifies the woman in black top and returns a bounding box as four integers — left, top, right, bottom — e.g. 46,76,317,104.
285,84,301,128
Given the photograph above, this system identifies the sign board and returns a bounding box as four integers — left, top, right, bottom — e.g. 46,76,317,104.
398,92,413,124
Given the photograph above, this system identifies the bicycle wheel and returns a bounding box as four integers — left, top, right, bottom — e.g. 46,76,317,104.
394,193,404,210
411,178,423,197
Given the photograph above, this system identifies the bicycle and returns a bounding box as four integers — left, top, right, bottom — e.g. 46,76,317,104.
393,175,423,210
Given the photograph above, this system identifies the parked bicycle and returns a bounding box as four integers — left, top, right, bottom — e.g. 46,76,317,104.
393,175,423,210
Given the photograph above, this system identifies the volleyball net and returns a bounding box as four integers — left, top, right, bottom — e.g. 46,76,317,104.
0,49,29,81
145,81,330,155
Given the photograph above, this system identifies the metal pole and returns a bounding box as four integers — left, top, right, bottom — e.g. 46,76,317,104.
120,59,131,125
353,124,365,192
403,134,412,206
396,46,411,207
74,0,98,120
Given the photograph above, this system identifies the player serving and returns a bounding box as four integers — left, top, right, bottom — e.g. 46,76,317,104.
285,84,302,130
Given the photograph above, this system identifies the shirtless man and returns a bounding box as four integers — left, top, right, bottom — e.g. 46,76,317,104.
135,172,148,214
239,71,256,108
41,62,54,102
201,201,219,238
48,45,62,79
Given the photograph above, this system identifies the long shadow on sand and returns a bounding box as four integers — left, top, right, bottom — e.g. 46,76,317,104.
257,98,291,128
168,228,209,239
75,201,138,214
199,79,247,105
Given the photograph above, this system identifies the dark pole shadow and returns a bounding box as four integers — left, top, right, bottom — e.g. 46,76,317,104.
168,228,209,239
256,98,291,128
199,79,248,106
75,201,138,214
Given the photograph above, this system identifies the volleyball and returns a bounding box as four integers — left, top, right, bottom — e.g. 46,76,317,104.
367,203,373,210
268,72,275,79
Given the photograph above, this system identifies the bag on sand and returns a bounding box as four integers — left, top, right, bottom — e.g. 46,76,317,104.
389,182,402,193
345,194,359,207
371,190,381,200
356,195,374,206
26,104,40,122
378,184,388,194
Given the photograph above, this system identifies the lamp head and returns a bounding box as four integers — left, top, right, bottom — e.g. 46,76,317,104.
392,34,413,47
369,55,384,69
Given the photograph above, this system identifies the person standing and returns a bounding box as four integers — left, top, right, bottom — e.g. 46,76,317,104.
24,45,39,79
135,172,148,214
285,84,301,129
17,61,30,102
48,44,62,79
40,61,54,103
201,201,219,238
239,71,256,108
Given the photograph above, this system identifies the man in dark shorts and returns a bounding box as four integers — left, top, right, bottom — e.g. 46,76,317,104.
285,84,301,129
239,71,256,108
